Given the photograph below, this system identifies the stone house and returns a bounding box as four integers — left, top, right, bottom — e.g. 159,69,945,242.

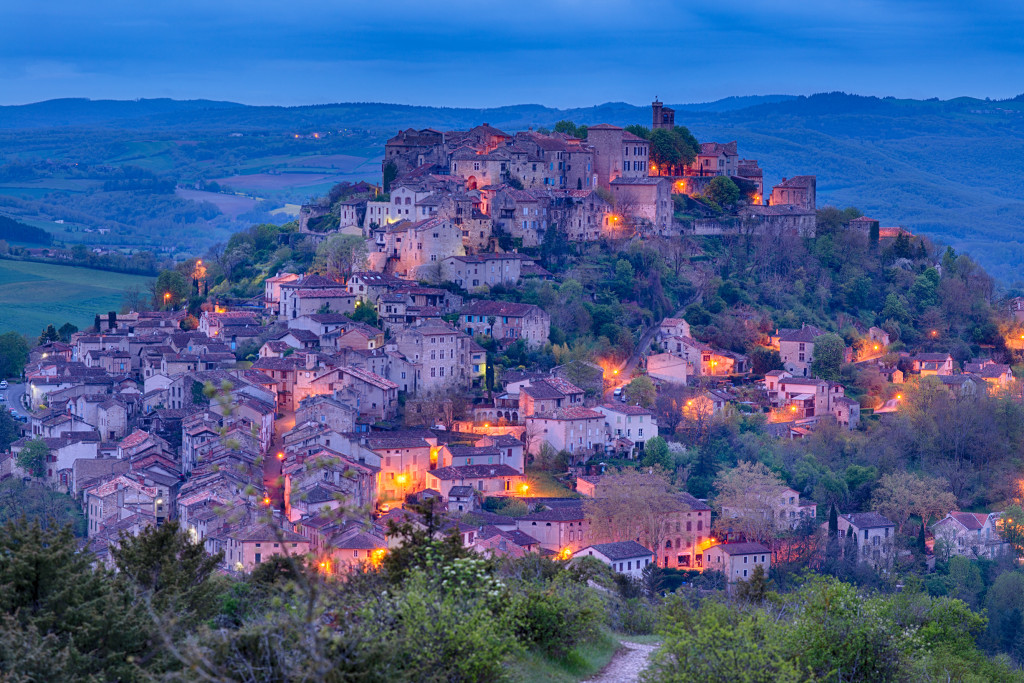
460,300,551,349
225,524,311,572
931,511,1010,560
685,141,739,178
964,359,1014,388
425,464,525,500
836,512,896,569
390,321,474,393
573,541,654,578
596,404,657,454
439,253,530,291
704,542,771,584
911,353,955,377
769,175,816,211
610,177,673,234
517,377,585,418
515,503,589,553
525,407,607,457
586,124,649,190
777,324,826,377
372,216,465,279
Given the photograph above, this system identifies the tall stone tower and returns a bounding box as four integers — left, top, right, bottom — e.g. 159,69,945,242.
652,99,675,130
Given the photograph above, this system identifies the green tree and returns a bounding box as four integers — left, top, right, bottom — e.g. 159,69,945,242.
112,521,224,629
553,120,587,139
37,324,59,345
0,331,28,378
623,374,656,408
0,410,18,452
17,439,48,478
153,269,190,308
735,564,770,604
0,520,151,681
810,332,845,381
704,176,741,208
749,346,784,375
640,436,671,469
382,160,398,193
313,233,368,282
56,322,78,342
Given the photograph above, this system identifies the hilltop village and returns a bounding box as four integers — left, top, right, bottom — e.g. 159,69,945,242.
3,100,1024,598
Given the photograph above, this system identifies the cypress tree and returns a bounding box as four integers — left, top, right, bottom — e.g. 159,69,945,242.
828,503,839,538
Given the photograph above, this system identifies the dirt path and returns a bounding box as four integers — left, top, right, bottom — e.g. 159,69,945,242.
584,640,658,683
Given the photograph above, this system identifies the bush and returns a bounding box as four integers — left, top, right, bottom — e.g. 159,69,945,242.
508,575,605,658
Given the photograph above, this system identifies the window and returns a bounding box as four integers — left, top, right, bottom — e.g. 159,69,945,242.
255,553,262,564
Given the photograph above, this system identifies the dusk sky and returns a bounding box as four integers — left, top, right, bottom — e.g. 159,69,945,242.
3,0,1023,107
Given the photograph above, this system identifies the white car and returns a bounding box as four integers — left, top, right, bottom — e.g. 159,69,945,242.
0,380,7,389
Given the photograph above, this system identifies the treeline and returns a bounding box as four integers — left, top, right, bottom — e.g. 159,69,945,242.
0,214,51,245
0,510,1017,681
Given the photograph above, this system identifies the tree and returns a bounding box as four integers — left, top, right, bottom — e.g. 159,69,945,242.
56,322,77,342
153,269,190,308
313,234,368,282
0,332,28,378
553,120,587,139
998,505,1024,560
112,521,223,629
121,284,146,313
17,439,48,478
735,564,770,604
704,176,741,208
382,160,398,193
623,374,656,408
0,410,18,453
713,461,790,544
640,436,671,469
583,469,686,558
749,346,783,375
0,519,151,681
37,324,59,345
828,503,839,538
870,471,955,534
810,332,845,381
179,314,199,331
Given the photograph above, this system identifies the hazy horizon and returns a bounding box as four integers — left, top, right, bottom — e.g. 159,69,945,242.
3,1,1023,108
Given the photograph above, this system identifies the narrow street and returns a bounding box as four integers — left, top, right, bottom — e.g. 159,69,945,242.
264,409,294,510
2,382,30,419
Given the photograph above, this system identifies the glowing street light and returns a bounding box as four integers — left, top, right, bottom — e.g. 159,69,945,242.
276,452,285,461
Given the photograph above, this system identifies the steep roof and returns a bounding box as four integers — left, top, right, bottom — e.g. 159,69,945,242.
778,325,826,343
840,512,894,529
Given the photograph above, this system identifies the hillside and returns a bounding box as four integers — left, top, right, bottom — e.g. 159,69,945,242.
1,93,1023,280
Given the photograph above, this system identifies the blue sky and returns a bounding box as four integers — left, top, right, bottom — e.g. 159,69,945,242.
2,0,1022,106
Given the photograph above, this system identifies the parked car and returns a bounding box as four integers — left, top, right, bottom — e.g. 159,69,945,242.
0,380,8,389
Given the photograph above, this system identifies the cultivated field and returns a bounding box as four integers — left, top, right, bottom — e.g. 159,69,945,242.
174,188,257,219
0,259,153,336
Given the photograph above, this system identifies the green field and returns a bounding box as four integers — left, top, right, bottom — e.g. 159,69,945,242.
0,259,153,337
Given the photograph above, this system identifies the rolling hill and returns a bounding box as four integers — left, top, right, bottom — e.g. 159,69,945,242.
1,93,1022,282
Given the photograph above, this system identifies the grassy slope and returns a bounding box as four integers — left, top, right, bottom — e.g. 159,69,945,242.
0,259,153,336
511,631,620,683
